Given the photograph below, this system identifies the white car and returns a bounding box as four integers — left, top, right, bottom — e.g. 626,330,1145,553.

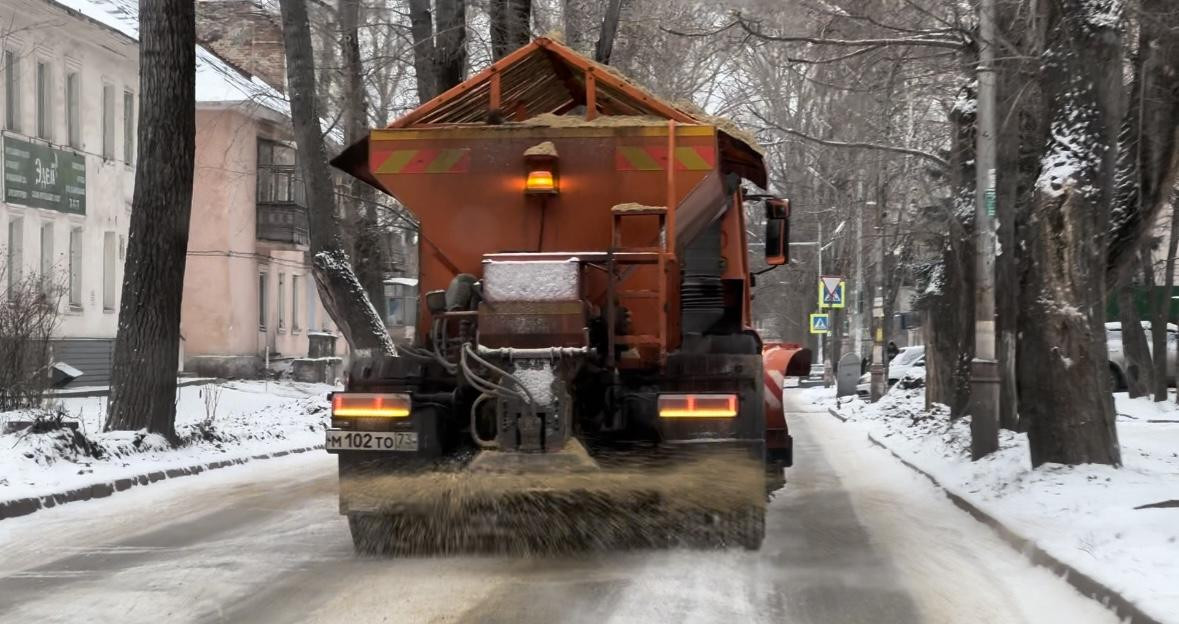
1106,322,1177,389
856,346,925,398
888,346,925,385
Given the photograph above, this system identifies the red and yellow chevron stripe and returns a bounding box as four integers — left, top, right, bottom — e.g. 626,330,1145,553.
615,145,716,172
373,148,471,174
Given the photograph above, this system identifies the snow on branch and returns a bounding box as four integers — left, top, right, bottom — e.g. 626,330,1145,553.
733,13,968,51
752,111,949,170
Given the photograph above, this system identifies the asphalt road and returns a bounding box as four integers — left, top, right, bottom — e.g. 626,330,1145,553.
0,391,1120,624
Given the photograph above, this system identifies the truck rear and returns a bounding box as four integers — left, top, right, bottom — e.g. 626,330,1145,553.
328,38,793,554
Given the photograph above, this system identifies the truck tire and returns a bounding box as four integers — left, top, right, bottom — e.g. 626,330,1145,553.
735,505,766,551
347,513,394,555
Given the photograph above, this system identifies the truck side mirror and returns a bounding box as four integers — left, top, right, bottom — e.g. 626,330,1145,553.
764,198,790,266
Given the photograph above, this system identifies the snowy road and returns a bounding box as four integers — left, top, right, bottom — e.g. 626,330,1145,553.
0,390,1120,624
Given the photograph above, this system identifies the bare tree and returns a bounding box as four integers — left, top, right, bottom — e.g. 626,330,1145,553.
490,0,531,59
1019,0,1123,467
341,0,389,322
1117,253,1153,398
0,267,63,411
105,0,197,440
277,0,394,357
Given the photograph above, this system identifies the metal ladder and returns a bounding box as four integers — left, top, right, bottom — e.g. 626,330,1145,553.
606,204,669,366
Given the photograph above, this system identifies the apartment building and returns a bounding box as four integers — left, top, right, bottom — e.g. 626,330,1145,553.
0,0,138,386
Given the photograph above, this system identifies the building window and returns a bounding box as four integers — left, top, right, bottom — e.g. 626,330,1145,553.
4,49,20,132
7,217,23,290
277,272,286,331
257,140,303,204
103,232,116,311
39,222,53,294
307,279,317,333
258,272,268,329
123,90,134,163
66,72,80,148
101,84,114,159
36,61,51,140
68,227,82,308
291,274,301,332
384,281,418,327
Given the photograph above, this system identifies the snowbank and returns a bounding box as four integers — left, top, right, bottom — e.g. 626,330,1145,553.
0,380,335,503
812,387,1179,624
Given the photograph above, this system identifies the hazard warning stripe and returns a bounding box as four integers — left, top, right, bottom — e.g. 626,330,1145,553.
374,148,471,174
616,146,716,172
763,369,784,412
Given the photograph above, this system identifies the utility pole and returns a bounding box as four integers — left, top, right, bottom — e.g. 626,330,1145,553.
970,0,1000,458
869,200,886,401
816,219,824,379
852,191,865,363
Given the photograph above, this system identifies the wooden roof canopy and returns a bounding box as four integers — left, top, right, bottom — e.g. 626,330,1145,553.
332,37,767,189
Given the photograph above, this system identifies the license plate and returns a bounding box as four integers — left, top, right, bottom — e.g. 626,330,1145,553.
325,429,418,451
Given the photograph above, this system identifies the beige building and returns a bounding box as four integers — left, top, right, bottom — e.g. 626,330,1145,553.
181,46,346,378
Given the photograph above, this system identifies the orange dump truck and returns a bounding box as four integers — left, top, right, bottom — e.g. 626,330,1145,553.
328,38,793,553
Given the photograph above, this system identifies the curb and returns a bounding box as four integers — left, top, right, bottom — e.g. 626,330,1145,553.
840,415,1163,624
0,444,324,523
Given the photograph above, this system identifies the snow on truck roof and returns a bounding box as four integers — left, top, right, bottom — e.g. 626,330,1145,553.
48,0,288,116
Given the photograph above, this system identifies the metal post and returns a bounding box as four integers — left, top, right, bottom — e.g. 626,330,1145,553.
852,191,864,363
869,200,885,401
816,219,825,383
970,0,1000,458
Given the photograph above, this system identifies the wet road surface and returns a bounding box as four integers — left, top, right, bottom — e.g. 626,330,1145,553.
0,390,1119,623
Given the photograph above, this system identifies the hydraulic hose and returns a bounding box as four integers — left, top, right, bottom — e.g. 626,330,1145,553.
430,318,458,374
469,392,499,449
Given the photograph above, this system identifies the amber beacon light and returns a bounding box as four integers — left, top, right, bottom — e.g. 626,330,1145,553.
523,141,559,195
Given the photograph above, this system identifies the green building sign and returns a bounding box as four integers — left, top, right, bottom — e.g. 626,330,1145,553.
3,136,86,214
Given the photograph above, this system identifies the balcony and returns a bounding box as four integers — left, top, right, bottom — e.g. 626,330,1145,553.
256,201,309,246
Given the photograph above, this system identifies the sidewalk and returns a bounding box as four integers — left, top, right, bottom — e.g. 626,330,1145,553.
805,386,1179,624
0,380,336,520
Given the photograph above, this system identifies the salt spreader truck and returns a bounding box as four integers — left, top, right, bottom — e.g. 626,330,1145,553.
328,38,794,553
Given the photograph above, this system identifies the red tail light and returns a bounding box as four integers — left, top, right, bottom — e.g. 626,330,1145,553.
331,393,411,418
657,393,738,418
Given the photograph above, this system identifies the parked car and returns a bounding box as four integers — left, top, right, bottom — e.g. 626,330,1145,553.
855,347,925,399
888,346,925,386
1106,322,1177,390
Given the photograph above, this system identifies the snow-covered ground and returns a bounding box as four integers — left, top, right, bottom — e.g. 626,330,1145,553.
0,380,335,503
810,386,1179,624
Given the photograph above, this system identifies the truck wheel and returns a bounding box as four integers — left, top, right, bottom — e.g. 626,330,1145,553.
348,513,394,555
735,506,766,551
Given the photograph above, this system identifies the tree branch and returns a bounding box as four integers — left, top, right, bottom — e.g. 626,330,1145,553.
735,13,967,50
753,111,949,170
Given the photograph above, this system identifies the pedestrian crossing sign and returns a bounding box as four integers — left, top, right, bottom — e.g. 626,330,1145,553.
809,313,831,334
819,275,846,309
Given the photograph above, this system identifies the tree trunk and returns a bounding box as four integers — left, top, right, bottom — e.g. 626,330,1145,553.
434,0,467,93
277,0,394,357
1020,0,1121,467
1118,257,1153,398
594,0,625,64
408,0,437,103
1106,0,1179,285
1152,202,1179,400
490,0,531,60
341,0,388,323
563,0,601,57
105,1,196,439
